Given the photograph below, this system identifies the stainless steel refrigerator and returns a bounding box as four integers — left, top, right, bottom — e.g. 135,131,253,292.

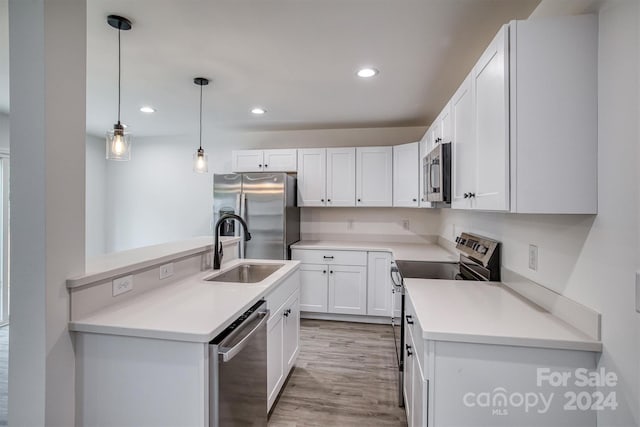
213,173,300,260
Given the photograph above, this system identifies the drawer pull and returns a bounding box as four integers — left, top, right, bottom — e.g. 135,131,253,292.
406,315,414,325
322,270,327,274
406,344,413,357
323,256,334,259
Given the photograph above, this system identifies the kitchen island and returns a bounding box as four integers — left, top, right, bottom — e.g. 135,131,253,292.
68,239,300,426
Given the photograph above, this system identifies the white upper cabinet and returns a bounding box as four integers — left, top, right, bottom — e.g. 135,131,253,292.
297,149,327,207
326,148,356,207
418,134,432,208
446,14,597,214
263,149,297,172
356,146,393,207
473,26,510,211
451,73,476,210
393,142,420,207
232,150,264,172
232,149,297,172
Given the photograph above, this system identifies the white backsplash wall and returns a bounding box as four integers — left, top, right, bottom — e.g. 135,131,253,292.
440,2,640,424
301,207,441,243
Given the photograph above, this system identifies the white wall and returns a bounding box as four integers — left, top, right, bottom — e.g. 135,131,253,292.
85,134,106,257
0,112,8,151
301,207,441,243
104,126,427,252
438,2,639,424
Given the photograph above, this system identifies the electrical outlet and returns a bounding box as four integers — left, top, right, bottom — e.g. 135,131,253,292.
112,275,134,297
636,272,640,313
528,245,538,271
159,262,174,280
402,220,410,230
347,219,354,230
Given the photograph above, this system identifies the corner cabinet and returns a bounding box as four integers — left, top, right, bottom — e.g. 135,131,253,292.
393,142,420,207
356,146,393,207
232,149,297,173
367,252,393,317
448,15,597,213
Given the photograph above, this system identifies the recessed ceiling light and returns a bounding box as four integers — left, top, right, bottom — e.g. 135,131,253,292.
251,107,266,115
140,106,156,113
357,67,379,78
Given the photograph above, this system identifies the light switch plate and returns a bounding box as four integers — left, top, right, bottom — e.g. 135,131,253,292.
635,272,640,313
159,262,174,280
112,275,133,297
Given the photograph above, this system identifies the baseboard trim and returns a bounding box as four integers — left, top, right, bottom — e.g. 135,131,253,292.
301,312,392,325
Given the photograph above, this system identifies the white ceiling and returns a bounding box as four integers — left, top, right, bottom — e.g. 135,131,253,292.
1,0,541,137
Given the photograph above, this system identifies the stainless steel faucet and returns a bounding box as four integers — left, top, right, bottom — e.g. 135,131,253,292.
213,214,251,270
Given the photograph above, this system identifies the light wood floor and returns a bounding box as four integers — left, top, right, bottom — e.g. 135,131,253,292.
0,326,7,426
268,319,407,427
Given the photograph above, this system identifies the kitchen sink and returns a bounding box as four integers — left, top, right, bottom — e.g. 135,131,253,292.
205,263,284,283
395,260,460,280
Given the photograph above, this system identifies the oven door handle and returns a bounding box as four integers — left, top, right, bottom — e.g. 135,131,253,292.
218,309,269,363
390,264,403,290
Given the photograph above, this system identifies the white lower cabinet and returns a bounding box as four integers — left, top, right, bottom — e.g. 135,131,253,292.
266,281,300,411
294,248,394,317
404,292,597,427
328,265,367,315
367,252,393,317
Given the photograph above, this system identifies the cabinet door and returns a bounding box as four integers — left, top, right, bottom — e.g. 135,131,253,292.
367,252,393,317
393,142,420,207
451,74,476,210
412,357,426,427
232,150,264,172
263,149,297,172
267,313,284,410
473,26,509,211
326,147,356,207
297,149,327,207
328,265,367,315
356,147,393,207
298,264,328,312
430,120,441,147
439,103,452,144
283,291,300,374
418,139,432,208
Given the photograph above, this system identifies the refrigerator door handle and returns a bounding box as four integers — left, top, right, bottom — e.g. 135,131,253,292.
240,192,247,258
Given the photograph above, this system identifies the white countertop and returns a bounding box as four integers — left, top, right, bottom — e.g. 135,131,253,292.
68,236,241,288
291,240,457,262
69,259,300,343
405,279,602,352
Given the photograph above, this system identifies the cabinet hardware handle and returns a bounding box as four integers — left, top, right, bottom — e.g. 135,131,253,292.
264,164,268,168
330,270,334,274
412,198,417,202
421,198,425,202
406,314,414,324
283,308,292,317
323,256,334,259
464,193,469,198
321,199,325,203
469,193,475,198
357,198,361,202
406,344,413,357
327,199,331,202
258,164,262,168
323,270,327,274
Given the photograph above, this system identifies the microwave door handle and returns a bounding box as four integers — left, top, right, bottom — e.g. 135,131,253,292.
431,161,439,190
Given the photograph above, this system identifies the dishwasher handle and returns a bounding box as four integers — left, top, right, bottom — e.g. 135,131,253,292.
218,309,269,363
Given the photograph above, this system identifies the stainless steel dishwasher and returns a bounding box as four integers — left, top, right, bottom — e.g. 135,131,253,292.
209,300,269,427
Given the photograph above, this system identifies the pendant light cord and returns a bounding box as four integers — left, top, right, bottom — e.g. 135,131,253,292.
199,83,203,150
117,27,122,124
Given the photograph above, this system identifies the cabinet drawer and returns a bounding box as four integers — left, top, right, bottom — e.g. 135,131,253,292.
291,249,367,266
265,270,300,313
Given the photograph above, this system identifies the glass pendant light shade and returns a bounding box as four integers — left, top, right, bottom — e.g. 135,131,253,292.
193,147,208,173
106,123,131,160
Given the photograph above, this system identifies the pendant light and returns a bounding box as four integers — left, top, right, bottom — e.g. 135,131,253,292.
193,77,210,173
106,15,132,161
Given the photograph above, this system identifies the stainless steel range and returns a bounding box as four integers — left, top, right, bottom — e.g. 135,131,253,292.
390,233,501,407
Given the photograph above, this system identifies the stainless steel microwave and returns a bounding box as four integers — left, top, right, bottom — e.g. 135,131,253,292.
423,142,451,204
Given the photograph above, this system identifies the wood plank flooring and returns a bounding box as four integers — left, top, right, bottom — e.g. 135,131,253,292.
268,319,407,427
0,326,7,426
